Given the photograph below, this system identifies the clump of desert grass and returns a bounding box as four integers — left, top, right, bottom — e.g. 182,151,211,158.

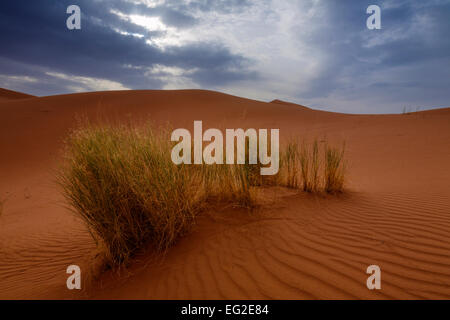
279,138,346,194
324,142,346,193
280,140,300,188
58,123,261,267
58,123,347,268
299,140,320,192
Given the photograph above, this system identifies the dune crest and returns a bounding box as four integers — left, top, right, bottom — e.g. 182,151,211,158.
270,99,310,110
0,88,35,101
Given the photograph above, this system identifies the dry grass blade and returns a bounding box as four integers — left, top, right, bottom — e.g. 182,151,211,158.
281,140,300,188
324,142,346,193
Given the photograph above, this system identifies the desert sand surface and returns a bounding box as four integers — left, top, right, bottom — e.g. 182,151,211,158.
1,88,450,299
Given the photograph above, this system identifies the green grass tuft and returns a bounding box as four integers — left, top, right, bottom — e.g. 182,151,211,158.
58,123,259,267
280,138,346,194
324,142,346,193
58,123,347,268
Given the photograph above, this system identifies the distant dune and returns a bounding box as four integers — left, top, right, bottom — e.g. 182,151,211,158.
1,89,450,299
270,99,311,110
0,88,35,101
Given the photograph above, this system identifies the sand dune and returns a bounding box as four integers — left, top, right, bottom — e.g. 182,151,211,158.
1,88,450,299
0,88,35,102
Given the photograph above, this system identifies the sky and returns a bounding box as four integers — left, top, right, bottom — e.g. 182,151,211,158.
0,0,449,113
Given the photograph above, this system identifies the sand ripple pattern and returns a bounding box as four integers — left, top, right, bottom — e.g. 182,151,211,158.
91,191,450,299
0,215,93,299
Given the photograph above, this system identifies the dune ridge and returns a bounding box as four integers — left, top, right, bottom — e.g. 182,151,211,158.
1,89,450,299
0,88,35,101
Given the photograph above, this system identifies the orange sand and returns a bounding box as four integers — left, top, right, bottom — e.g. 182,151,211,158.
1,88,449,299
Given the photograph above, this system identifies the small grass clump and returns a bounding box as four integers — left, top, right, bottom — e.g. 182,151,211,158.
324,143,346,193
58,125,195,266
58,123,259,267
279,138,346,194
281,140,300,188
298,140,320,192
58,123,347,268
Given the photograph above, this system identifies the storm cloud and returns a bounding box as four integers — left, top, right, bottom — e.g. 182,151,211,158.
0,0,449,113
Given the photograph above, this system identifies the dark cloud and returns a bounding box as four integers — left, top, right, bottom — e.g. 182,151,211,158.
0,0,448,113
0,0,255,95
289,0,450,112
